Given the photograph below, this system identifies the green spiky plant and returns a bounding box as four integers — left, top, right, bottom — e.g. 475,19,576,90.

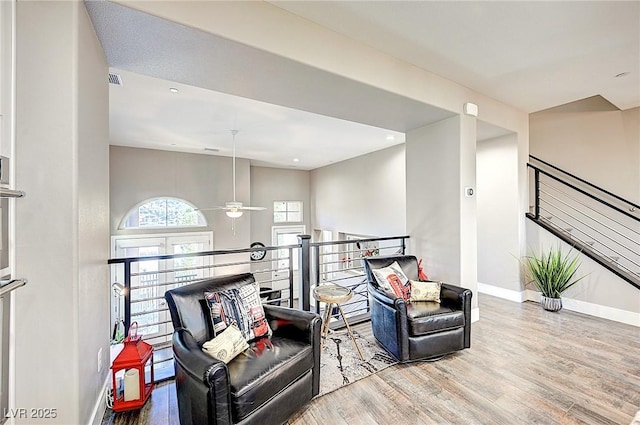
521,246,587,298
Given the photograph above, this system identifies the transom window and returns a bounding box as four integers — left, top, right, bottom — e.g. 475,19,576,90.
121,198,207,229
273,201,303,223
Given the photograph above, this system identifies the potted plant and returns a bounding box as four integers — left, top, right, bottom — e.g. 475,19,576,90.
521,246,586,312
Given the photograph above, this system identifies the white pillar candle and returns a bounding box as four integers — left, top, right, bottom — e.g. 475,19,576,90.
123,369,140,401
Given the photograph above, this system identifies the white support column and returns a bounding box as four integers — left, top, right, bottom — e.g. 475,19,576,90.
406,114,478,316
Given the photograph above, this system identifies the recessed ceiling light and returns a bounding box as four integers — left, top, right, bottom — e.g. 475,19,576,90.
293,158,300,162
386,135,395,141
169,87,179,93
204,147,219,152
614,72,629,78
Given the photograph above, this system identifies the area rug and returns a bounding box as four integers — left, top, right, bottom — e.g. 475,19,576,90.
318,329,398,397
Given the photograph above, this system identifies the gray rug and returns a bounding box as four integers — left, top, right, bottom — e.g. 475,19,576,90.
318,329,398,397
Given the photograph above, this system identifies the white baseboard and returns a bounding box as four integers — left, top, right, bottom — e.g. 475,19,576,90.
478,282,525,302
527,291,640,327
471,307,480,323
478,282,639,327
88,375,110,425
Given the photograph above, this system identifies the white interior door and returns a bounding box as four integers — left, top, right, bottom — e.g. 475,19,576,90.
272,225,305,300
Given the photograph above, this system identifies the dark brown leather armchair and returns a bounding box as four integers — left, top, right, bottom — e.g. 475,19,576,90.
165,273,321,425
364,255,472,362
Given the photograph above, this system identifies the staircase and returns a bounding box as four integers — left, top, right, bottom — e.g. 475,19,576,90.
526,155,640,290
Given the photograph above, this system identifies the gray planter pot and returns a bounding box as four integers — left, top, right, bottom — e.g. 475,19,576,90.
540,295,562,312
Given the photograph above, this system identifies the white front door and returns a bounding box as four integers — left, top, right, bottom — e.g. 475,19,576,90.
111,232,212,345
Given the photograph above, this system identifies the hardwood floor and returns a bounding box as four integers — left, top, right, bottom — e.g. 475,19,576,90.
102,294,640,425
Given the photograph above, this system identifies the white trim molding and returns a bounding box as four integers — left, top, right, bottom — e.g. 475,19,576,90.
88,375,110,425
478,282,525,302
478,283,640,327
471,307,480,323
557,296,640,327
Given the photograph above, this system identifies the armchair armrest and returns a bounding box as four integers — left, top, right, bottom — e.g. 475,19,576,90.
263,304,322,344
263,304,322,397
440,283,472,310
173,328,228,386
368,282,409,314
367,282,409,360
440,283,472,348
172,328,233,425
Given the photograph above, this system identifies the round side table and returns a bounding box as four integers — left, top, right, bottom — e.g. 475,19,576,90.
313,284,364,360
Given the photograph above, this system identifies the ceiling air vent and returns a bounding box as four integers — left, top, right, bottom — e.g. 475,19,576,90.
108,73,123,86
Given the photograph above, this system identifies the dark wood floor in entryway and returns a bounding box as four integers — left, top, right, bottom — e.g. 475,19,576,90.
102,294,640,425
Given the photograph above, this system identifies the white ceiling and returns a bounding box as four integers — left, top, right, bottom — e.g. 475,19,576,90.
109,69,406,170
271,1,640,112
88,1,639,169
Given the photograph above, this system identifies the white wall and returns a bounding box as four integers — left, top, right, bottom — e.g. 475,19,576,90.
250,166,310,245
77,5,110,423
477,134,521,292
526,220,639,324
530,103,640,204
110,146,250,250
14,2,109,424
0,1,13,157
310,144,405,237
529,101,639,322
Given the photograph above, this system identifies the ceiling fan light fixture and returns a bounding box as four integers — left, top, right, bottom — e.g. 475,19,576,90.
226,210,243,218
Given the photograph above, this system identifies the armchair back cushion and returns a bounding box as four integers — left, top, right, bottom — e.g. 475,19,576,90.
365,255,419,285
166,272,256,345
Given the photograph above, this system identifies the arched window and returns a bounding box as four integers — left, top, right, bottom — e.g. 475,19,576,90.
121,198,207,229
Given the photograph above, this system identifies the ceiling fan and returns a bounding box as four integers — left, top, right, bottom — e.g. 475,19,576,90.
197,130,266,219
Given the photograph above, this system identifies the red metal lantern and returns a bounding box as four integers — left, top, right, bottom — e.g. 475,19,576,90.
110,322,154,412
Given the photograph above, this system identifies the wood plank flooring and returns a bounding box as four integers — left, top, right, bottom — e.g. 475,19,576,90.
102,294,640,425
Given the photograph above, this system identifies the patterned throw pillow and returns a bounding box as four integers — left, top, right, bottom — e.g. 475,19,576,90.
205,284,271,342
202,324,249,363
409,280,441,303
371,261,411,300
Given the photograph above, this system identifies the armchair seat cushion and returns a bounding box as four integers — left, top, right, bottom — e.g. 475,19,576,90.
228,336,314,421
406,303,465,336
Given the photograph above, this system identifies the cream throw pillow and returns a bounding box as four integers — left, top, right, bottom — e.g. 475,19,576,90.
202,324,249,363
409,280,441,303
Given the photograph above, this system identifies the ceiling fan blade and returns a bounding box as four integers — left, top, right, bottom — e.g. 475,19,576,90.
240,206,267,211
195,206,227,211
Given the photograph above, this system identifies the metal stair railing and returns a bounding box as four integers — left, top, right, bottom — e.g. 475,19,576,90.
527,156,640,289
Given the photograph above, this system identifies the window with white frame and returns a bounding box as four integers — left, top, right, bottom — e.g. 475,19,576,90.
121,197,207,229
273,201,303,223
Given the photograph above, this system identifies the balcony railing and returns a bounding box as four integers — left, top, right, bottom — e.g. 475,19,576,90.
108,234,409,381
